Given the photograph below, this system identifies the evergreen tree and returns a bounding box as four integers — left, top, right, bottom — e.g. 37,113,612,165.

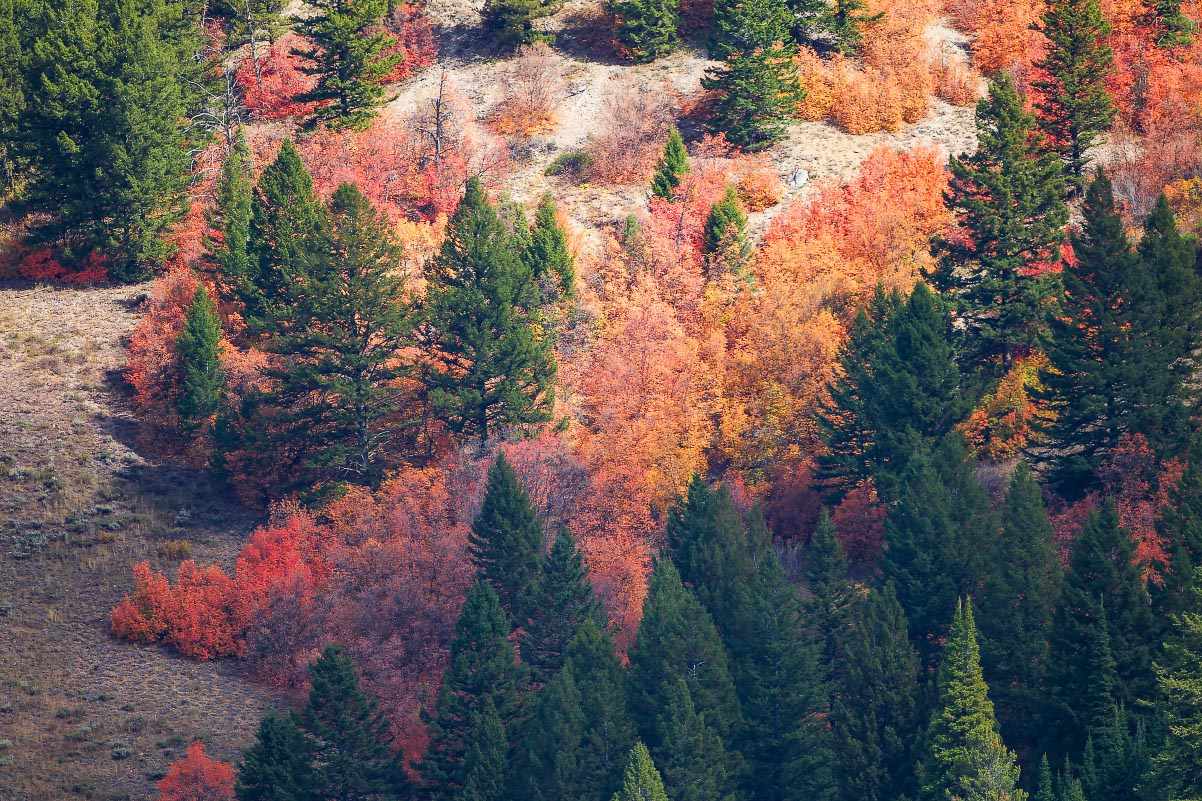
702,186,749,275
702,41,803,151
1047,502,1157,756
712,0,793,59
612,743,670,801
21,0,193,280
1154,438,1202,620
1093,706,1147,801
469,452,545,627
1035,755,1055,801
881,434,995,665
1141,0,1196,45
1033,0,1115,184
458,697,509,801
1038,172,1188,497
259,183,416,491
610,0,679,63
566,619,638,801
931,72,1068,378
236,712,314,801
1147,569,1202,801
521,528,602,685
510,665,586,801
829,0,884,54
245,140,325,330
0,0,25,194
976,461,1063,753
291,0,401,130
483,0,556,50
523,193,576,301
176,283,226,435
829,584,922,801
805,512,857,675
655,679,735,801
208,132,255,297
419,581,529,800
627,559,742,747
650,129,691,200
922,599,1027,801
419,178,556,443
818,283,965,497
299,646,412,801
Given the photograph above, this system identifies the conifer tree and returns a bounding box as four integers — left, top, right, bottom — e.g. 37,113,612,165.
1038,172,1187,497
1035,755,1055,801
655,679,736,801
0,0,25,194
259,183,416,490
483,0,556,50
208,133,255,298
469,452,545,627
627,559,742,747
521,528,602,685
931,72,1067,378
612,743,670,801
702,187,749,275
510,665,586,801
524,193,576,301
1154,439,1202,620
711,0,793,59
829,0,884,54
703,41,803,151
566,620,638,801
1141,0,1196,45
1147,569,1202,801
806,512,856,675
651,129,690,200
177,284,226,436
976,461,1062,753
292,0,401,130
610,0,679,63
818,283,965,498
1033,0,1115,184
21,0,192,280
236,712,314,801
458,697,509,801
245,140,325,329
1047,502,1157,755
419,178,556,443
420,581,529,800
299,646,412,801
922,599,1027,801
830,585,922,801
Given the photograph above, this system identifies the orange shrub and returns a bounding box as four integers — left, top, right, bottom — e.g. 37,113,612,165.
491,42,563,138
960,353,1047,459
737,165,785,211
832,70,906,134
586,76,676,184
110,562,174,644
158,741,235,801
0,245,110,284
380,4,438,83
795,47,839,121
933,53,982,105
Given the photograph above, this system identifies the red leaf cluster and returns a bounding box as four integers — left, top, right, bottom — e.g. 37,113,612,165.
157,741,235,801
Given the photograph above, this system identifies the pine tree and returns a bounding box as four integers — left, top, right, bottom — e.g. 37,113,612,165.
1038,172,1186,497
566,620,638,801
259,183,416,491
1141,0,1196,45
711,0,793,59
627,559,742,747
510,665,586,801
655,679,736,801
208,132,255,298
176,284,226,436
291,0,401,130
806,512,856,676
236,712,314,801
0,0,25,194
483,0,556,50
830,585,922,801
976,461,1063,753
419,581,529,800
524,193,576,301
881,434,995,665
829,0,884,54
458,697,509,801
1035,755,1055,801
1147,569,1202,801
612,743,670,801
610,0,679,63
702,42,803,151
818,283,966,498
922,599,1027,801
702,186,749,275
651,129,690,200
521,528,602,685
1093,706,1147,801
419,178,556,443
931,72,1068,378
1047,501,1157,756
21,0,192,280
469,452,545,627
299,646,412,801
1154,438,1202,620
1033,0,1115,184
245,140,325,330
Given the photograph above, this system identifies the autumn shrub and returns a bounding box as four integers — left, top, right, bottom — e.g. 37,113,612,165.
491,42,563,138
110,561,174,644
736,165,785,211
832,70,906,134
831,481,887,565
585,76,676,184
795,48,839,121
380,3,438,83
960,353,1047,460
235,33,321,120
0,245,110,284
157,741,235,801
933,52,982,105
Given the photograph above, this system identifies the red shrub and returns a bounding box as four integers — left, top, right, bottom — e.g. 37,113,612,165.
381,4,438,83
0,246,110,284
235,33,321,120
831,481,887,565
158,741,235,801
110,561,174,644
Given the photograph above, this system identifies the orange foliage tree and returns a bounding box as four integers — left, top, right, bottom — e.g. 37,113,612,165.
157,741,235,801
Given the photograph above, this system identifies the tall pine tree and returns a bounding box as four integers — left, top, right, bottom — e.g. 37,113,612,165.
521,527,601,685
236,712,314,801
610,0,679,62
469,452,545,627
702,41,803,151
509,665,586,801
655,678,736,801
176,283,226,436
650,128,690,200
523,193,576,302
612,743,670,801
1147,569,1202,801
566,619,638,801
207,132,255,299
